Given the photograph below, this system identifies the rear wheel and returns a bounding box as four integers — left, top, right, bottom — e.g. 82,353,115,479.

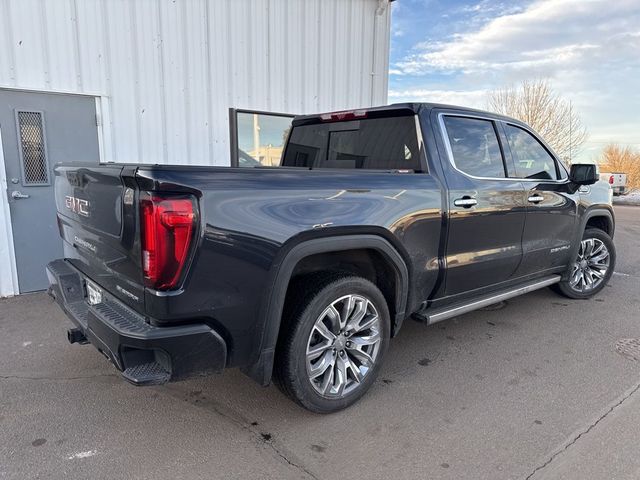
274,274,390,413
554,228,615,299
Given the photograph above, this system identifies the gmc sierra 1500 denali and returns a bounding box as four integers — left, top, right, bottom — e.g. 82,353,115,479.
47,103,615,412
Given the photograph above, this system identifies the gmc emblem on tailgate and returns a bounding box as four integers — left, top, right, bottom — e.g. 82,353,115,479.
65,196,90,217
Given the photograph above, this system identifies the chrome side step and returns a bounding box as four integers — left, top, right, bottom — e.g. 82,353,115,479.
416,275,561,325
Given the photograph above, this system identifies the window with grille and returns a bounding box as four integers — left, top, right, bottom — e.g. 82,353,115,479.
16,110,49,185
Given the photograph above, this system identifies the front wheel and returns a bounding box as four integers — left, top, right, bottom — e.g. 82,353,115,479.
274,274,390,413
554,228,616,299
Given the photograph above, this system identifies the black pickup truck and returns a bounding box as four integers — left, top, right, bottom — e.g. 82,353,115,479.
47,103,615,412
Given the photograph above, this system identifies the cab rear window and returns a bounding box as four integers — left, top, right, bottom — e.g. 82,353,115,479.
282,115,422,171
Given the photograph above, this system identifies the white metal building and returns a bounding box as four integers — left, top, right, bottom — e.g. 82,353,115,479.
0,0,392,296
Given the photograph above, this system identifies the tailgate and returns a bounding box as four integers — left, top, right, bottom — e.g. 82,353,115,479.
54,163,145,311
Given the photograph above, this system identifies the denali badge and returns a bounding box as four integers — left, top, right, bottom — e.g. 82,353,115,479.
74,235,97,253
65,195,90,217
550,244,571,254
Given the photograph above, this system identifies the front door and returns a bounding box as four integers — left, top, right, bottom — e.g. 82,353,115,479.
436,112,527,297
500,122,578,276
0,89,100,292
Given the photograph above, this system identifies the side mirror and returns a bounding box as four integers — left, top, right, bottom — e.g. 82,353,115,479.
569,163,598,185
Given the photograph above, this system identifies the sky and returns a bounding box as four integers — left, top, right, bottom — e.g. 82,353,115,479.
388,0,640,161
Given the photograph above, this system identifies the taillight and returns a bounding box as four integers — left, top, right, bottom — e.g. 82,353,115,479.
140,193,197,290
609,175,614,185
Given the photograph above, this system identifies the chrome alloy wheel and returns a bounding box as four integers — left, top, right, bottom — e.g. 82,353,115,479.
569,238,610,292
305,294,382,398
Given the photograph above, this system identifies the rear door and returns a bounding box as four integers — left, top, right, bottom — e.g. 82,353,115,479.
435,111,527,297
0,89,100,292
500,122,578,275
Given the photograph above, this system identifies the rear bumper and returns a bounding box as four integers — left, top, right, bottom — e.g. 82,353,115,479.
46,259,227,385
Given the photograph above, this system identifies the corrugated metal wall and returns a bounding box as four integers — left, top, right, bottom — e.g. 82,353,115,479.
0,0,391,166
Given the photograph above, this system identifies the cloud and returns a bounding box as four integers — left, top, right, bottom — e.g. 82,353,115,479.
395,0,640,77
389,0,640,159
388,88,490,108
456,1,528,23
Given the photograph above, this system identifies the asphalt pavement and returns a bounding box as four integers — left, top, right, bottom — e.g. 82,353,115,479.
1,206,639,480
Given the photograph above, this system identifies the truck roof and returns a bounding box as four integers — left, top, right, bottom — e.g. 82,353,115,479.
292,102,521,126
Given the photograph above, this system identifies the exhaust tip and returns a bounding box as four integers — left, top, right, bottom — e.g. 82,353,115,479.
67,328,88,345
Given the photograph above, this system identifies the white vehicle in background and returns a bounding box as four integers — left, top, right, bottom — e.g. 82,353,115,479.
600,172,627,196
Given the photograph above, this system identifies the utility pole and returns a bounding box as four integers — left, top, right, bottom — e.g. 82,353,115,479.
253,113,260,160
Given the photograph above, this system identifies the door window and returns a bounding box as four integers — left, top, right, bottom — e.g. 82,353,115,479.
16,110,49,185
504,124,559,180
443,116,506,178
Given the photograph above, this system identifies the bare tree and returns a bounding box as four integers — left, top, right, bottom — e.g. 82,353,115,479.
487,79,587,164
599,143,640,190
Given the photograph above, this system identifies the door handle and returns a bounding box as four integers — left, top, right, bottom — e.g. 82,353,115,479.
11,190,30,200
528,194,544,204
454,197,477,208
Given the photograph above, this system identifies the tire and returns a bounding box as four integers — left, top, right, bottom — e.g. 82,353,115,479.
553,228,616,299
274,274,390,413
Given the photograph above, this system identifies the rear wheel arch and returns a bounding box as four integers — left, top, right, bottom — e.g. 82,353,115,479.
288,248,400,327
242,234,409,386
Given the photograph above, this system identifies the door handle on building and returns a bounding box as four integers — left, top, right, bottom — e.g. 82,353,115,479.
11,190,30,200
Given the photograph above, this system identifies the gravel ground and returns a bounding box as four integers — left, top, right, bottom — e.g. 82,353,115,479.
1,206,639,480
